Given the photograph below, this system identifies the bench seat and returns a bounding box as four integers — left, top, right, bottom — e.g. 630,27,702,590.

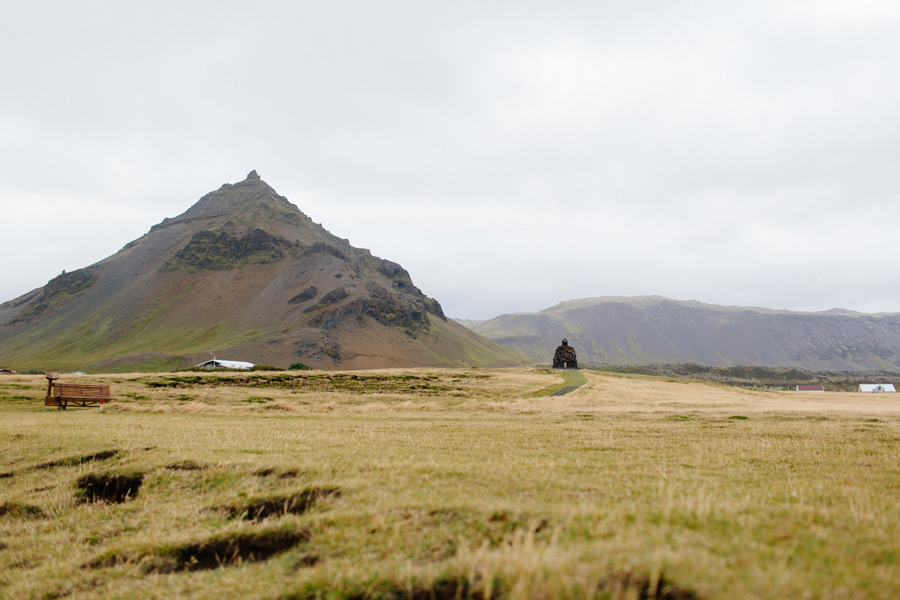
45,382,113,410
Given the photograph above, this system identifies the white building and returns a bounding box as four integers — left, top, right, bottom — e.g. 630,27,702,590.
858,384,896,393
195,359,255,370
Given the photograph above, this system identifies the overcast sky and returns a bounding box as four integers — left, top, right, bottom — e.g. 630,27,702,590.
2,1,899,319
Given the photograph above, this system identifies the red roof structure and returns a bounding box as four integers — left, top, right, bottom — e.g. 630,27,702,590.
796,384,824,392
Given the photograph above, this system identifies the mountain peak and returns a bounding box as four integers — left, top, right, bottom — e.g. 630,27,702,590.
0,173,525,371
178,172,288,223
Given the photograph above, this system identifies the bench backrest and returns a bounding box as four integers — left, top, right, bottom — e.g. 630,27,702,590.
53,383,110,397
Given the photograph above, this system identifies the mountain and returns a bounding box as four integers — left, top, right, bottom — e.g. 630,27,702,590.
463,296,900,372
0,171,526,371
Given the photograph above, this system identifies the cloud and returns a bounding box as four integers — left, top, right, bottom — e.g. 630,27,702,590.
2,1,900,318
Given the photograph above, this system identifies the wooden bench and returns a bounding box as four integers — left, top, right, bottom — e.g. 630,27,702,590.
45,372,113,410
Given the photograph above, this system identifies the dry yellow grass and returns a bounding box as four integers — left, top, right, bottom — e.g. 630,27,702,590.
1,368,899,599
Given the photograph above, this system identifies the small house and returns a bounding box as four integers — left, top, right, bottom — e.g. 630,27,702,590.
195,359,255,370
858,384,896,393
796,384,824,392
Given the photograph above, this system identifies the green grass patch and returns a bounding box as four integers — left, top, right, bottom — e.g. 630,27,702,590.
527,369,587,397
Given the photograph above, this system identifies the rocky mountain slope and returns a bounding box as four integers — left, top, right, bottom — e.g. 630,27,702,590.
464,296,900,372
0,171,525,371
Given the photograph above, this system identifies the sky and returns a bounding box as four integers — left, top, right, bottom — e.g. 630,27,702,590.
2,1,900,320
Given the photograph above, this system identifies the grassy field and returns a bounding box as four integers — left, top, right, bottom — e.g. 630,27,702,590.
1,368,899,599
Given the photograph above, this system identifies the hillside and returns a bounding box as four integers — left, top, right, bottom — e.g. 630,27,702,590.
464,296,900,372
0,171,526,371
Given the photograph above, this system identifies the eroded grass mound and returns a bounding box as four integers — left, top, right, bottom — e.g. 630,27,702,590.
38,449,118,470
224,487,341,521
0,501,45,519
75,472,143,504
148,529,311,573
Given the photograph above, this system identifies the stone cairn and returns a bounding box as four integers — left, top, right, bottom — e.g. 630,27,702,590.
552,338,578,369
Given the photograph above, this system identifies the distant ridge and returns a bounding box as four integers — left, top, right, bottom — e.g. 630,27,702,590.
0,171,526,371
462,296,900,372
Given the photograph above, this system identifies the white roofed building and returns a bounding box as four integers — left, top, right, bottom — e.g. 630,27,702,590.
195,359,254,370
858,384,896,393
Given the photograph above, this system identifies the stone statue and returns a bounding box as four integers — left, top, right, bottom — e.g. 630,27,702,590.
552,338,578,369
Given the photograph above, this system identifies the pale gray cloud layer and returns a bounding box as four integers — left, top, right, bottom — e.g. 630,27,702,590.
2,1,899,319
